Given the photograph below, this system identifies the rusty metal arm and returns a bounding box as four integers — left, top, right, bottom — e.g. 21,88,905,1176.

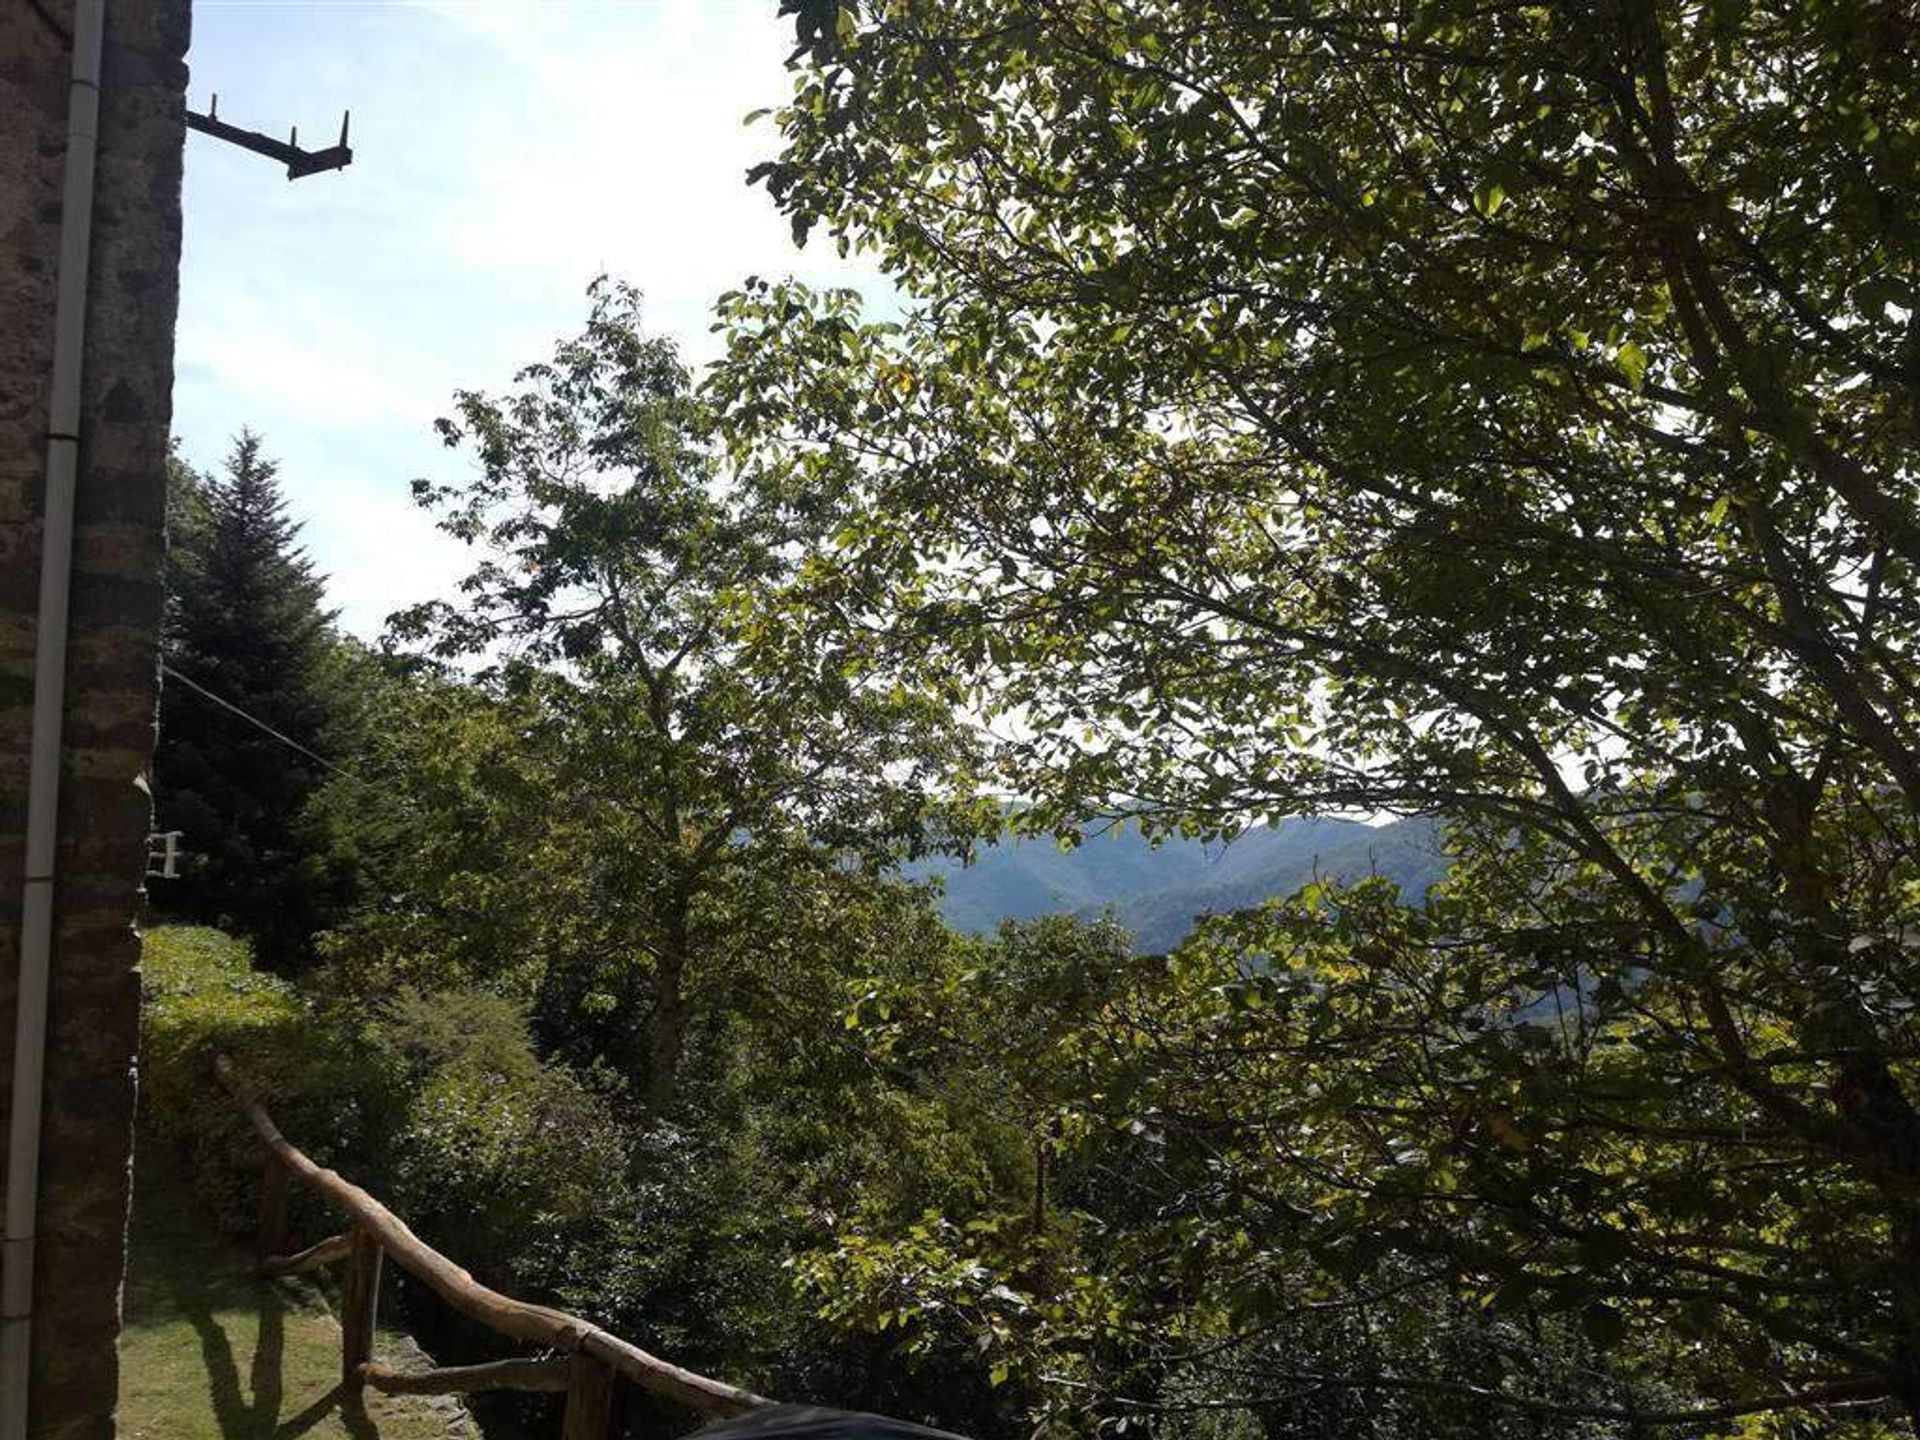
185,97,352,180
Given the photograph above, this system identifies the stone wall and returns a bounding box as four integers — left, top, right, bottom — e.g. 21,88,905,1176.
0,0,188,1434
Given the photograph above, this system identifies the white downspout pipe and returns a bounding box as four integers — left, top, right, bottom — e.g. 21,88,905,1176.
2,0,108,1431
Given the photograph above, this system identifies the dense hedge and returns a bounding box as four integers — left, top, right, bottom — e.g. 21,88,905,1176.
140,925,635,1315
142,925,403,1230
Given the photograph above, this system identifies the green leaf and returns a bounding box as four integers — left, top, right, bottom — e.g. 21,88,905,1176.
1616,340,1648,390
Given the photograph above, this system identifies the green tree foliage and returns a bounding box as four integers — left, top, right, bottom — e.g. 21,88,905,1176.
156,432,344,968
814,908,1653,1439
351,278,978,1112
164,438,210,569
705,1,1920,1429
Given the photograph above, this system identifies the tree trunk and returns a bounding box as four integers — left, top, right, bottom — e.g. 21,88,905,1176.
645,895,692,1113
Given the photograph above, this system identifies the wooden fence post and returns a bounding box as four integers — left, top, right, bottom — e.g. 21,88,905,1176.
341,1224,383,1390
217,1052,776,1418
562,1354,615,1440
258,1153,289,1268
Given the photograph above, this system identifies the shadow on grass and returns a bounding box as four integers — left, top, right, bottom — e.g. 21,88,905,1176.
167,1244,384,1440
164,1241,381,1440
278,1387,380,1440
127,1132,382,1440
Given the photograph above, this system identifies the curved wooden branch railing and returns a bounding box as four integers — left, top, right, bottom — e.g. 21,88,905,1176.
213,1053,773,1434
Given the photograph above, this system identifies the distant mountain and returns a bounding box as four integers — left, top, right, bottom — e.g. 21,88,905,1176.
913,815,1446,952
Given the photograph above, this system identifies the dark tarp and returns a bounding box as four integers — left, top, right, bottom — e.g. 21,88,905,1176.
690,1405,971,1440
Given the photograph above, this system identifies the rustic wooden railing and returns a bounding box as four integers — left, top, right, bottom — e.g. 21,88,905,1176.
214,1054,773,1437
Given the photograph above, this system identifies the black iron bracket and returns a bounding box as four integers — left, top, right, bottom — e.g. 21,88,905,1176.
185,95,352,180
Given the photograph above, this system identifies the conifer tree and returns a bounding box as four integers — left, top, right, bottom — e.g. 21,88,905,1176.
155,430,339,967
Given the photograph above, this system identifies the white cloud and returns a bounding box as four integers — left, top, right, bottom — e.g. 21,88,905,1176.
305,481,473,637
183,297,436,427
422,0,884,353
176,0,880,639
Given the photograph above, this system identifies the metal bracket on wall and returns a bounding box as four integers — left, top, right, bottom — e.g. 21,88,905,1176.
144,831,183,880
185,94,352,180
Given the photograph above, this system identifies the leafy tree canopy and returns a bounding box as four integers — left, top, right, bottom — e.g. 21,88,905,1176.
363,279,983,1109
705,1,1920,1430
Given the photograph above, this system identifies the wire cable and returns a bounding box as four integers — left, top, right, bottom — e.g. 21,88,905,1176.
160,661,354,779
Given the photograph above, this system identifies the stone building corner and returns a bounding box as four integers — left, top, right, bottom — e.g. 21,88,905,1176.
0,0,190,1433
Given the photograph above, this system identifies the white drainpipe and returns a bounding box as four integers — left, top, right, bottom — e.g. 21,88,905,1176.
2,0,109,1431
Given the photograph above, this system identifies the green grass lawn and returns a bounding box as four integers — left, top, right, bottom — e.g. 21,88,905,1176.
119,1135,470,1440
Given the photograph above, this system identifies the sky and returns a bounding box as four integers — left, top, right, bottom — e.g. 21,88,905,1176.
173,0,884,637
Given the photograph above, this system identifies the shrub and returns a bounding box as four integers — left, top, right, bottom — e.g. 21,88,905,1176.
366,987,637,1302
144,929,639,1327
141,925,404,1231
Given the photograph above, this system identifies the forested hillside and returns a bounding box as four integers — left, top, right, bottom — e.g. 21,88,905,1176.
922,816,1445,951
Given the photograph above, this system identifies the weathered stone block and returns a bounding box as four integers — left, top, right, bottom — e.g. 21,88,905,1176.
0,0,187,1434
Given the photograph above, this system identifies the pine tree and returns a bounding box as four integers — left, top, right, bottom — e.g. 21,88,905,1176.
154,430,340,967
